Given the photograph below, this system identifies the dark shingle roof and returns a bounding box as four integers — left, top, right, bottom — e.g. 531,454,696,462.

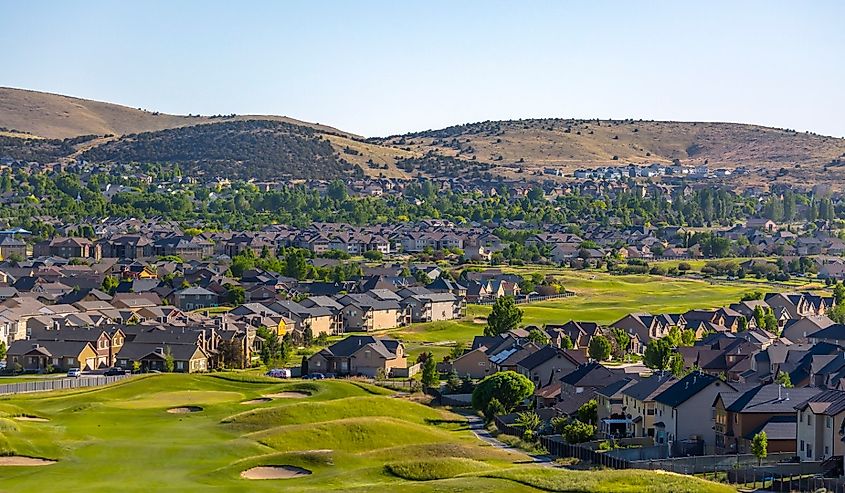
654,371,729,408
724,384,819,414
621,372,678,401
743,415,797,441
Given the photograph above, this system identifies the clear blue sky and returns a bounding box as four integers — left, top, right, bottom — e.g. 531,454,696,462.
2,1,843,137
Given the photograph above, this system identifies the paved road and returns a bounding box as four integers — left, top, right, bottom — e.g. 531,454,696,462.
461,411,561,468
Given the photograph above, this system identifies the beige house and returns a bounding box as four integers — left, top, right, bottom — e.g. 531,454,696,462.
653,371,735,447
451,347,496,379
337,294,403,332
307,335,407,377
795,389,845,462
621,373,678,439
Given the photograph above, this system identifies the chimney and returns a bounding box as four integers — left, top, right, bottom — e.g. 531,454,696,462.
778,385,782,400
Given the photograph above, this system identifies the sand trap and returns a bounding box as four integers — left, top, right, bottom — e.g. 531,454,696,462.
472,317,487,324
241,398,272,405
13,416,49,422
241,465,312,480
0,456,56,466
263,391,310,399
166,406,203,414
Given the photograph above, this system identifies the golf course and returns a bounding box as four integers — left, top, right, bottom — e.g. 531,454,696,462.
0,373,734,492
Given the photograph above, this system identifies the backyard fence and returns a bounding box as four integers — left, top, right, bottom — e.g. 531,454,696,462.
0,374,130,395
474,292,575,306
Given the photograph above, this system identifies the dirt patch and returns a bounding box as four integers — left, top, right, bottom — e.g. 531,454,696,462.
241,398,272,405
0,456,56,466
166,406,203,414
263,391,310,399
13,416,49,422
472,317,487,324
241,465,312,480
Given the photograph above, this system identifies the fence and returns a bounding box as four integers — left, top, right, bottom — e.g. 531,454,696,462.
539,435,632,469
0,374,130,395
474,292,575,306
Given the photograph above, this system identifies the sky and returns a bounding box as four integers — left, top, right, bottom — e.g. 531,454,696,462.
1,1,844,137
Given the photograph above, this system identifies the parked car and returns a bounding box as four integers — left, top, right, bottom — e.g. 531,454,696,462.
266,368,291,379
103,367,127,376
308,373,326,380
67,368,82,378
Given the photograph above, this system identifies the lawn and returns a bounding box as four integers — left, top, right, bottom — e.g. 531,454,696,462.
0,374,733,492
376,269,797,361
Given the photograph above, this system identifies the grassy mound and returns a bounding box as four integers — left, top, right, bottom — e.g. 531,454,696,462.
386,457,492,481
224,396,451,429
255,417,455,453
108,390,243,409
483,467,737,493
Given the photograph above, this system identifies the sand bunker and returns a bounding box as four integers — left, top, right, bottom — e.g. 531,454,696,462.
166,406,203,414
241,465,312,480
263,391,310,399
241,398,273,405
472,317,487,324
0,456,56,466
13,416,49,422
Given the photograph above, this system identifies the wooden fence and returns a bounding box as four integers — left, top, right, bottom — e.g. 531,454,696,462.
0,374,130,395
475,292,575,306
539,435,632,469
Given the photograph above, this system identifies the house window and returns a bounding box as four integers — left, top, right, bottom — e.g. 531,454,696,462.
800,440,804,451
827,416,832,429
808,414,813,426
734,414,739,424
176,361,185,370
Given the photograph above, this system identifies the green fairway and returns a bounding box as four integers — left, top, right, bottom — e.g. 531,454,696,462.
0,374,734,492
377,270,798,360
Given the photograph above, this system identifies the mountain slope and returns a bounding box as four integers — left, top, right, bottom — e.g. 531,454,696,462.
0,86,354,140
373,118,845,172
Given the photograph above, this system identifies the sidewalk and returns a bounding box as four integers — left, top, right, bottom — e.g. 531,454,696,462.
460,411,561,468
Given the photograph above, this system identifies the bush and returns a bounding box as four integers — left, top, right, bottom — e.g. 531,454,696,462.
677,262,692,271
560,419,596,444
472,371,534,416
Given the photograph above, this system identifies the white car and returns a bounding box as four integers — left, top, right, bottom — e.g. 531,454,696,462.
67,368,82,378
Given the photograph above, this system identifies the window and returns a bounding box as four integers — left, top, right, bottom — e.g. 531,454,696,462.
734,414,739,424
825,446,830,456
800,440,804,451
808,414,813,426
827,416,832,429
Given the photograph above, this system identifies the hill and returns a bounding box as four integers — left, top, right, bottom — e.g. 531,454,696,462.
372,118,845,178
0,86,353,140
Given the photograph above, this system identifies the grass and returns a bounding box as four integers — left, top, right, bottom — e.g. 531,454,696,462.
372,268,793,361
0,373,734,492
482,468,736,493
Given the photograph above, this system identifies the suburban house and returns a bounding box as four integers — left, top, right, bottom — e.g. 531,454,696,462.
621,372,678,439
171,287,218,311
6,340,99,371
115,342,209,373
713,384,818,454
336,293,403,332
653,371,736,448
795,389,845,461
516,346,584,389
306,335,407,377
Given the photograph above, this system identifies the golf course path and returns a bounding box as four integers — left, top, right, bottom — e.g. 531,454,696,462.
462,412,561,468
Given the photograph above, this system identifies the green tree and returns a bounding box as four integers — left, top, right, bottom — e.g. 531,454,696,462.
515,411,542,441
101,275,120,294
421,356,439,389
527,328,550,345
484,397,506,423
561,419,596,444
559,334,574,350
0,341,6,361
644,339,673,371
164,346,175,373
471,371,534,415
751,431,768,466
576,399,598,425
834,282,845,304
449,342,466,360
484,296,523,336
363,249,383,261
680,329,696,347
775,371,793,388
588,335,612,361
610,328,631,359
224,283,245,305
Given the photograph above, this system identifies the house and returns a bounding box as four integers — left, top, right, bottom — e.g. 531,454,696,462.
397,287,461,322
713,384,818,454
34,237,101,260
596,378,636,438
336,293,404,331
451,345,496,379
516,345,584,389
0,235,27,260
6,340,99,371
653,371,736,447
795,389,845,461
782,316,835,343
306,335,407,377
621,372,678,439
115,342,209,373
172,287,218,311
270,299,337,336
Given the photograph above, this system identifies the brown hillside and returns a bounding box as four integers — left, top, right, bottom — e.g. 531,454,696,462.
374,119,845,173
0,87,355,140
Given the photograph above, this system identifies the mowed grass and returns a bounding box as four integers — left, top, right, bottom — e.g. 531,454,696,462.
378,269,780,360
0,374,733,492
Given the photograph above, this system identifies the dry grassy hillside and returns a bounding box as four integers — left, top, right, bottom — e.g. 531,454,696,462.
0,87,355,140
374,119,845,174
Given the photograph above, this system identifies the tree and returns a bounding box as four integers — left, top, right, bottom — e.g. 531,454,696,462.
680,329,696,347
665,326,682,347
610,328,631,359
101,275,119,294
449,342,466,360
576,399,598,425
588,335,612,361
775,371,793,388
163,346,175,373
302,327,314,347
644,339,673,371
484,296,522,336
835,282,845,304
484,397,506,423
0,341,6,361
515,411,542,441
561,419,596,444
471,371,534,415
751,431,768,466
224,283,245,306
363,249,383,261
421,356,439,389
527,328,550,345
559,334,574,350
